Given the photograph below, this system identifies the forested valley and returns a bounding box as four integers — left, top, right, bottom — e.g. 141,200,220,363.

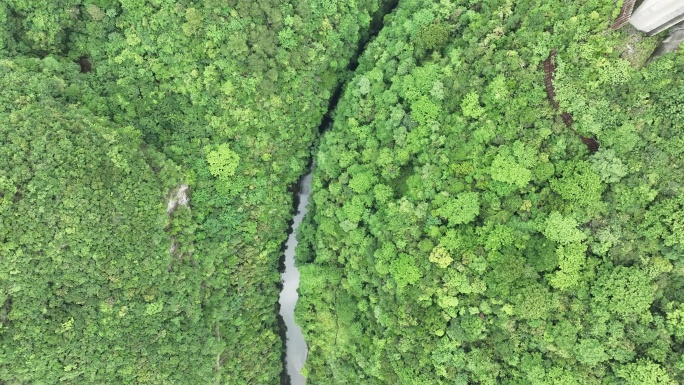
1,0,683,384
1,0,387,383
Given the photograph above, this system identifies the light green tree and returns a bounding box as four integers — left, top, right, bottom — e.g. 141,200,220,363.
543,212,586,244
461,91,485,119
389,253,422,288
490,149,532,189
433,191,480,227
206,144,240,179
615,359,677,385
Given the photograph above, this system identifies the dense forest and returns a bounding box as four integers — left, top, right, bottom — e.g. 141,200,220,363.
296,0,684,384
1,0,386,383
1,0,683,384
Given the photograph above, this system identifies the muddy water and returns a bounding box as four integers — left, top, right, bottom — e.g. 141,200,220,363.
279,171,312,384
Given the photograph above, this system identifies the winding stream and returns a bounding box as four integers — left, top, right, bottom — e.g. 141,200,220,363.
277,3,400,381
279,171,312,384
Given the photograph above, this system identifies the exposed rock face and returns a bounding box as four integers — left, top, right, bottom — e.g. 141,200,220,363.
166,184,191,258
649,23,684,59
167,184,190,214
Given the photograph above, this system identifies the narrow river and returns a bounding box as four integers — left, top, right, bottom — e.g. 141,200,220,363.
279,170,312,384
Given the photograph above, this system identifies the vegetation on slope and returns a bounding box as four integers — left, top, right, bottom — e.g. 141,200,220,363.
297,0,684,383
0,58,196,383
0,0,386,383
2,0,684,383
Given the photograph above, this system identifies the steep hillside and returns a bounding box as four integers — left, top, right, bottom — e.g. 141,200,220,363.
0,0,387,383
0,58,196,383
297,0,684,383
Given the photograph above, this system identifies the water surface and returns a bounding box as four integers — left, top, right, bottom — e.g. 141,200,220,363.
279,171,312,385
